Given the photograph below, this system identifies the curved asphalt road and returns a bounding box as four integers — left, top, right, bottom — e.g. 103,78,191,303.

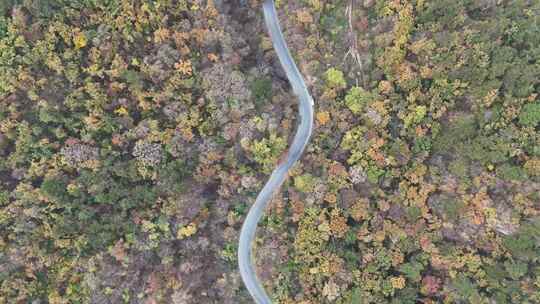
238,1,315,303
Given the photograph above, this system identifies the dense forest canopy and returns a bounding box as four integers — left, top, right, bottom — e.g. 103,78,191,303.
0,0,539,303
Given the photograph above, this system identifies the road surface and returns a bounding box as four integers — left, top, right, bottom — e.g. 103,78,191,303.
237,1,315,303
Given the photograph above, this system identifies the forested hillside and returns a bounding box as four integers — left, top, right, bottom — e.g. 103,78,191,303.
1,1,539,303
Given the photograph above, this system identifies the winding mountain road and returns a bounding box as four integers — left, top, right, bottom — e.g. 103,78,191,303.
237,1,315,303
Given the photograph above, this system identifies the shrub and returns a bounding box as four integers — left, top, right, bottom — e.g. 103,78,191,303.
403,105,427,127
497,164,528,181
294,173,316,193
345,86,373,114
503,230,537,261
432,114,477,154
325,67,346,89
0,190,9,214
251,77,272,103
399,261,424,282
524,159,540,176
453,274,480,300
518,102,540,127
504,260,528,280
248,134,287,171
366,166,385,183
40,177,68,201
